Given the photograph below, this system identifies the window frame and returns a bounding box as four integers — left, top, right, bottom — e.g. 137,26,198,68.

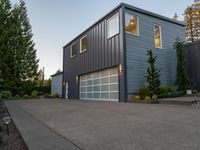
80,35,87,53
154,24,162,49
107,13,120,39
125,12,140,37
70,42,76,58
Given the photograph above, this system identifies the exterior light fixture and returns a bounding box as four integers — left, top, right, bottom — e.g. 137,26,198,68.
76,76,79,84
2,116,12,136
119,64,123,73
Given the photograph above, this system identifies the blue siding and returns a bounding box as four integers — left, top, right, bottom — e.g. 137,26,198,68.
125,9,185,94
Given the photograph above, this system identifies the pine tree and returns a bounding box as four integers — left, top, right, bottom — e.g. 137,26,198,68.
146,50,161,97
174,38,190,90
173,12,178,21
0,0,16,91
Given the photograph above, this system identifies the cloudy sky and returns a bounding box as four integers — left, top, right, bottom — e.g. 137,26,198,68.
11,0,193,79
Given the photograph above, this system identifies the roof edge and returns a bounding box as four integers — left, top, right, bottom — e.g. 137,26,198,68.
51,72,63,77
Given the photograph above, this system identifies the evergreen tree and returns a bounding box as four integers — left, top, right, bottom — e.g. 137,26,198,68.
173,12,178,21
146,50,161,97
174,38,190,90
0,0,16,92
184,0,200,42
0,0,39,94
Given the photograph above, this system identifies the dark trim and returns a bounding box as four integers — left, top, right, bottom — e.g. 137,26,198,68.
63,3,184,49
121,5,128,102
51,72,63,77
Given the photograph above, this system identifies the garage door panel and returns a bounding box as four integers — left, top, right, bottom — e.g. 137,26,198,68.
79,67,119,101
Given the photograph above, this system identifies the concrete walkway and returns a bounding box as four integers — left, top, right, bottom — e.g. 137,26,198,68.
5,100,80,150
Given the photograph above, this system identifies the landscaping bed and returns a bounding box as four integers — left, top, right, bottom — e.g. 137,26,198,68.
0,101,28,150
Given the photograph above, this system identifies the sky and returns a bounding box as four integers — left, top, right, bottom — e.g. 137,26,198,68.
10,0,193,79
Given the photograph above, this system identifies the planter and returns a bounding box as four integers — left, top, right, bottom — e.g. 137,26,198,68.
187,89,192,95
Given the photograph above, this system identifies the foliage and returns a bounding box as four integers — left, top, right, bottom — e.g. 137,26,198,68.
174,39,191,90
157,86,176,95
134,95,141,101
145,96,151,101
173,12,178,20
14,94,21,99
158,91,185,99
0,0,39,95
45,93,60,98
138,87,149,99
184,0,200,42
152,94,158,100
0,121,4,145
146,50,161,97
0,91,12,99
31,90,38,97
33,86,50,94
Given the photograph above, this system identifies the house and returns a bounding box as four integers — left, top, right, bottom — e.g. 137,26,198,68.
51,72,63,96
62,3,185,102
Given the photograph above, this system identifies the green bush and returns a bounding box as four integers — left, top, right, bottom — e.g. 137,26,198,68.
45,93,60,98
0,132,3,145
14,94,21,99
23,94,31,99
134,95,141,101
0,91,11,99
138,87,149,99
33,86,50,94
0,121,3,133
31,90,38,97
157,86,176,95
158,91,184,99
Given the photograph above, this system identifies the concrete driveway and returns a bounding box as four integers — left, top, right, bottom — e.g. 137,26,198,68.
5,99,200,150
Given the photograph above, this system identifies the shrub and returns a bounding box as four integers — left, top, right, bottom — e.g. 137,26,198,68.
14,94,21,99
139,87,149,99
0,121,3,133
157,86,176,95
0,132,3,145
152,94,158,100
145,96,151,101
33,86,50,94
0,91,11,99
23,94,31,99
45,93,60,98
31,90,38,97
134,95,141,101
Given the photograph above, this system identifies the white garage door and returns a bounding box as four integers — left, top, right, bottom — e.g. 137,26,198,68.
79,67,119,101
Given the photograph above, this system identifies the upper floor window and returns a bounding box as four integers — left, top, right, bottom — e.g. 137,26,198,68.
154,25,162,49
80,35,87,53
107,13,119,38
125,13,139,36
70,42,77,58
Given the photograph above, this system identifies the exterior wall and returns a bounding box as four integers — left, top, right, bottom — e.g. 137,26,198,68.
51,74,63,96
63,7,127,101
125,8,185,94
185,40,200,91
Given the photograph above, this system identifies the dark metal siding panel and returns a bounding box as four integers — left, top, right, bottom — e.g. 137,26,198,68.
125,8,185,94
185,41,200,91
63,8,125,101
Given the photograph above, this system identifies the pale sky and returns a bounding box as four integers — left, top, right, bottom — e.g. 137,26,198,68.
11,0,193,79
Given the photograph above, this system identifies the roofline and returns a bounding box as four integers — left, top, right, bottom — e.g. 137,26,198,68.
185,40,200,46
51,72,63,77
63,3,185,48
123,3,185,27
63,3,122,48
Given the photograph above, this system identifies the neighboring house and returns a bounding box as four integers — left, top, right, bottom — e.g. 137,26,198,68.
51,72,63,96
62,3,185,102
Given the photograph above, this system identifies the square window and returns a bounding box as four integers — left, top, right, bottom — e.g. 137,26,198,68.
80,35,87,53
107,13,119,38
110,76,118,83
101,92,109,99
93,93,100,99
110,92,118,100
125,13,139,36
101,77,109,84
93,86,100,92
101,85,109,92
70,43,77,58
110,84,118,91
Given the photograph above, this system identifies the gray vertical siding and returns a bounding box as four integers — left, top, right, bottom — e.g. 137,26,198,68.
125,9,185,94
185,41,200,91
63,8,126,100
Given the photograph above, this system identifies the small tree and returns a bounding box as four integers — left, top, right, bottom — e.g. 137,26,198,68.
146,50,161,97
174,38,190,90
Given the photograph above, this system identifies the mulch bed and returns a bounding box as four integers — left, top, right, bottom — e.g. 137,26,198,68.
0,102,29,150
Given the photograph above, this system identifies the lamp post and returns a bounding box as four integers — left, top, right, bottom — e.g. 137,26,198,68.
2,116,12,136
